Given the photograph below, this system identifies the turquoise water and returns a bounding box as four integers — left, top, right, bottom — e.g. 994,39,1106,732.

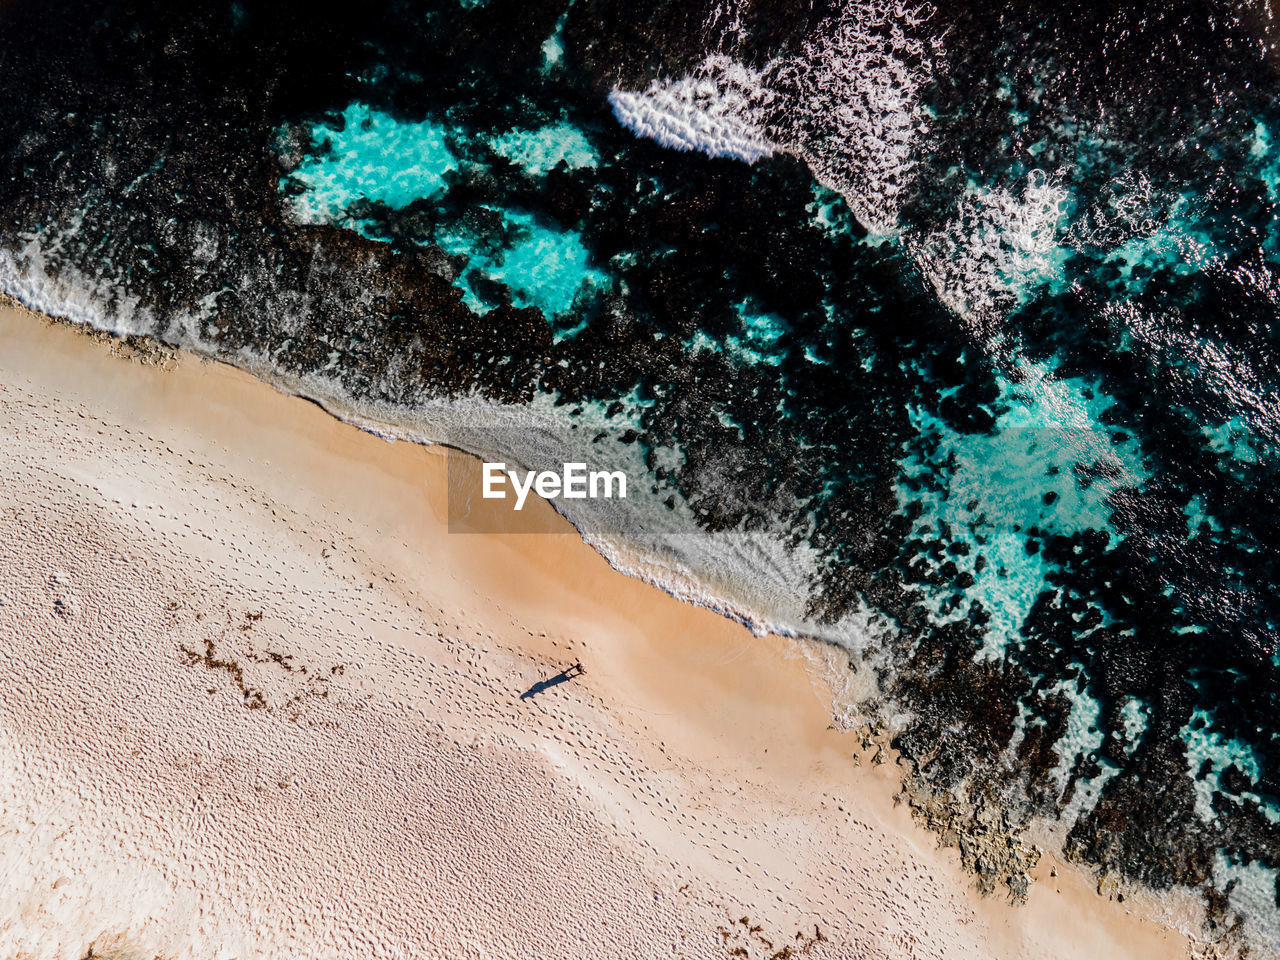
285,104,458,223
1103,200,1220,294
434,207,607,322
492,123,598,176
1215,852,1280,939
541,13,569,71
282,107,609,326
1051,676,1105,778
1051,675,1118,815
1251,119,1280,203
809,182,860,241
1203,417,1262,465
1182,707,1278,824
684,299,791,367
1119,697,1150,756
726,300,789,366
897,361,1147,657
1184,494,1223,537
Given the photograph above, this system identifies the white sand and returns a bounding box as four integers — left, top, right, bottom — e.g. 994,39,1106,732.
0,304,1195,959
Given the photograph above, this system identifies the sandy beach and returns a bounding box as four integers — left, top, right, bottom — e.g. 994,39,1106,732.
0,301,1200,959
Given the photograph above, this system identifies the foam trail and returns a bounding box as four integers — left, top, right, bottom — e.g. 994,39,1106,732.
0,239,156,339
912,170,1072,331
608,55,778,163
0,229,872,655
607,0,941,235
771,0,939,235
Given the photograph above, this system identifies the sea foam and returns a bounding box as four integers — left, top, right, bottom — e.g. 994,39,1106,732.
607,0,940,235
607,55,778,163
0,229,870,655
911,170,1073,332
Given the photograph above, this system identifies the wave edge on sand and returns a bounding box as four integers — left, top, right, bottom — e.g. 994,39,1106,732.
0,297,1220,960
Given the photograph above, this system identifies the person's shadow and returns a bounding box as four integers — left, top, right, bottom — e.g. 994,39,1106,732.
520,662,585,700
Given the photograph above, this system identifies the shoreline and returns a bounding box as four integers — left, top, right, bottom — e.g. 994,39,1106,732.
0,301,1205,958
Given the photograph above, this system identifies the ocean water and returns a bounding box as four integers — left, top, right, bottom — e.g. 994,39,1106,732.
281,106,608,324
607,55,778,163
283,103,459,223
896,360,1147,659
491,123,598,175
3,0,1280,950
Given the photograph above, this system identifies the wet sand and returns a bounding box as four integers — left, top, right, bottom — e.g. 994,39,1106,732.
0,302,1198,959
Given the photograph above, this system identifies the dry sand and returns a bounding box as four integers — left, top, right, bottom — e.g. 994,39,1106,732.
0,302,1199,959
